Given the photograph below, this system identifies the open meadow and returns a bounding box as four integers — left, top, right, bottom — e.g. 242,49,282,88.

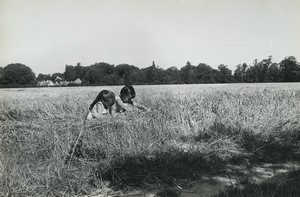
1,83,300,196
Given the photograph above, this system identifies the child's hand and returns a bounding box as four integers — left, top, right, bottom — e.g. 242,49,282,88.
86,112,93,120
92,113,101,119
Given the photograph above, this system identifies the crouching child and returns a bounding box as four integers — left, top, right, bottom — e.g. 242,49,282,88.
115,85,150,113
86,90,116,120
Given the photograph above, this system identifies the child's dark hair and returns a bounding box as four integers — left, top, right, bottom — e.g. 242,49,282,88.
120,85,136,99
90,90,115,110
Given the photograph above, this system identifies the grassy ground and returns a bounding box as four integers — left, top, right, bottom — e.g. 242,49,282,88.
0,83,300,196
217,169,300,197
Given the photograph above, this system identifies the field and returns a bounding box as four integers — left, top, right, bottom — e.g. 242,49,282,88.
1,83,300,196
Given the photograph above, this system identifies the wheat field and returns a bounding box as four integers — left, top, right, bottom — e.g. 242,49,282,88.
0,83,300,196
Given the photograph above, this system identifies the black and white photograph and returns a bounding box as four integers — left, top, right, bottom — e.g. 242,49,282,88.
0,0,300,196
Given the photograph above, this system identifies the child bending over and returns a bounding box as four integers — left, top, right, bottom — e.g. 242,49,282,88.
86,90,116,120
115,85,149,113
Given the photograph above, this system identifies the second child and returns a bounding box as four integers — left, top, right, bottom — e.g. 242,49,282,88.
115,85,149,113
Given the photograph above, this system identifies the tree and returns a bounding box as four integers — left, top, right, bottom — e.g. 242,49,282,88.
35,73,52,81
257,56,272,82
245,59,262,83
215,64,233,83
196,63,216,83
64,63,88,82
180,61,197,84
74,63,88,80
51,72,64,81
115,64,139,85
164,66,182,84
268,63,280,82
144,62,166,84
0,67,3,82
1,63,35,85
279,56,299,82
234,63,248,82
83,62,117,85
64,65,77,81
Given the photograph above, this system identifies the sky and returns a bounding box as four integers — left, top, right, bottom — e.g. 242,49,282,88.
0,0,299,74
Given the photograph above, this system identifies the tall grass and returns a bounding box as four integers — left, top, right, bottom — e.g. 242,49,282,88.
0,84,300,196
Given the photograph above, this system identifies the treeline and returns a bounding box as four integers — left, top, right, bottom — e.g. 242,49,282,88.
0,56,300,87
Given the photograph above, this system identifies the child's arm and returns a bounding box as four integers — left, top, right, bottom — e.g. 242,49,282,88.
116,99,134,112
89,94,101,110
108,106,113,115
132,102,150,111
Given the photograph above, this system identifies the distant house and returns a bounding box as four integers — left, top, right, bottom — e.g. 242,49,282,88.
37,80,54,87
54,81,60,86
37,81,44,86
60,81,69,86
54,76,62,83
48,81,54,86
73,78,82,84
36,77,82,87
